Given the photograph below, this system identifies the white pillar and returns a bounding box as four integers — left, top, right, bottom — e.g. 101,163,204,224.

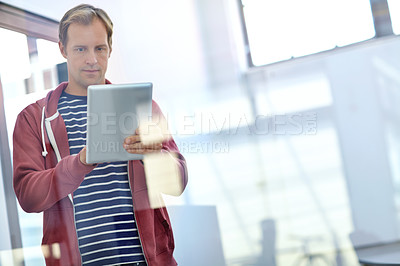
326,42,399,246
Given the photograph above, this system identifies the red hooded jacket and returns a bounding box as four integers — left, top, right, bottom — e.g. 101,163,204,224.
13,82,188,265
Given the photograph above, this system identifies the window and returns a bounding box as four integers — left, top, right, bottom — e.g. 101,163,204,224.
388,0,400,35
240,0,376,66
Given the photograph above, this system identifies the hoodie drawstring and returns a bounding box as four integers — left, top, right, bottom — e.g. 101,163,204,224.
41,106,48,157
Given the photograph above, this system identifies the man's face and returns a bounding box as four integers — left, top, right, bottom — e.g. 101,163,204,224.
59,18,111,95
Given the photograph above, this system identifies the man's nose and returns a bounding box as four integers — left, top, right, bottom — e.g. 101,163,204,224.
85,51,98,65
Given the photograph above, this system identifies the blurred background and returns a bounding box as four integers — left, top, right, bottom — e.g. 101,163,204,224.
0,0,400,265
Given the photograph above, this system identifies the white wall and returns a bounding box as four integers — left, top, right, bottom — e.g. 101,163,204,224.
108,1,209,99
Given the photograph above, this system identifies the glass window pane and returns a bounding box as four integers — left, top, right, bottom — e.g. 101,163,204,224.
242,0,375,66
388,0,400,35
36,39,66,69
0,28,31,86
181,123,355,264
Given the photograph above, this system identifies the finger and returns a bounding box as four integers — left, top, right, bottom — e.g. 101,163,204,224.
124,142,162,153
124,142,162,151
125,147,161,154
141,142,163,150
124,135,140,144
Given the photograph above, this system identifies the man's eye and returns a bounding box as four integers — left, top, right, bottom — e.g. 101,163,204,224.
76,48,84,52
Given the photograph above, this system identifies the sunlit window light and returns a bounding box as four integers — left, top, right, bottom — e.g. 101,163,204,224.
0,28,31,83
36,39,66,68
388,0,400,35
242,0,376,66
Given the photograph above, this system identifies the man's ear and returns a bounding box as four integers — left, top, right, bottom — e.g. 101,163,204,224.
59,41,67,59
108,46,112,58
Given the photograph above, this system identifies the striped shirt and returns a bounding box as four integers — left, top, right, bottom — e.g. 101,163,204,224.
58,91,146,266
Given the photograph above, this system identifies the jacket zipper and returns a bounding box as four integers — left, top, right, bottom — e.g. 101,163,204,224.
128,162,149,265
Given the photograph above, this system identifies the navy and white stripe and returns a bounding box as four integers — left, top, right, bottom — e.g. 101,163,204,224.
58,91,146,266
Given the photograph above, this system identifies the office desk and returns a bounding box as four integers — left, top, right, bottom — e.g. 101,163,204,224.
356,241,400,266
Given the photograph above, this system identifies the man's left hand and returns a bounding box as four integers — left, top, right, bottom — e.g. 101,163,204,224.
123,128,163,154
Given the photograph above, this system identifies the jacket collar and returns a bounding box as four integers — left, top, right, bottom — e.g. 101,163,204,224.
43,82,68,118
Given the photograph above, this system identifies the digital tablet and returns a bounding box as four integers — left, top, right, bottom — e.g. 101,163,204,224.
86,83,153,164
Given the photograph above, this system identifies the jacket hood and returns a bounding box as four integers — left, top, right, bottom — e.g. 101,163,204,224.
43,82,69,117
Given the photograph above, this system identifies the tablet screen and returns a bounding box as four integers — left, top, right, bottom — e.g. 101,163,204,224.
86,82,153,163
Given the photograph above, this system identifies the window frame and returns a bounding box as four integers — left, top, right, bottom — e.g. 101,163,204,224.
0,2,59,42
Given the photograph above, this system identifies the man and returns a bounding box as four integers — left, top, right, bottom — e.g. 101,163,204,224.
13,4,187,266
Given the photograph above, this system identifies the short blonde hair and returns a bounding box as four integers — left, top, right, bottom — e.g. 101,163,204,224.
59,4,113,48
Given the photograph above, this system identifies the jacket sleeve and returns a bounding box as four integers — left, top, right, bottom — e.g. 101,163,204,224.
13,106,96,213
152,101,188,196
